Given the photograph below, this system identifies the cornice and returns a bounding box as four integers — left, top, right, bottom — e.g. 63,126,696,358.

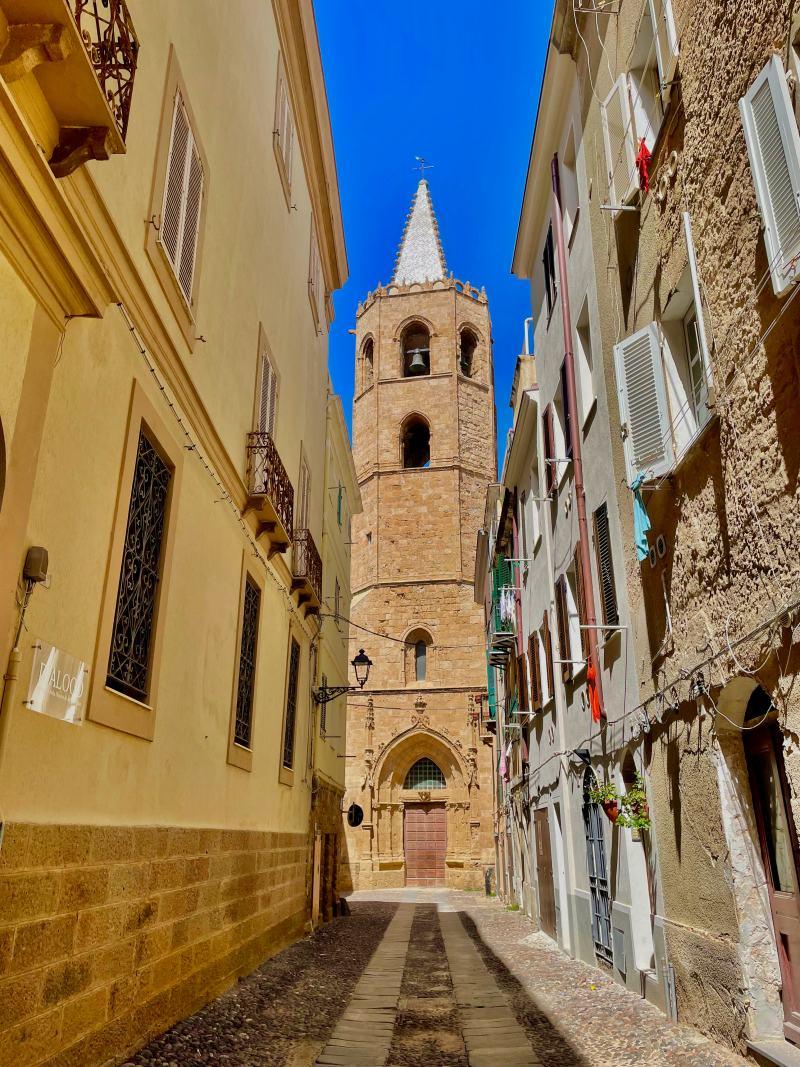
272,0,347,291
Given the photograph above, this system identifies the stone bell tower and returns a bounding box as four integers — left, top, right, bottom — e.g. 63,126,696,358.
341,179,497,891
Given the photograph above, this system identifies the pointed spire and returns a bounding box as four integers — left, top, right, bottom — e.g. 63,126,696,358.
392,179,447,286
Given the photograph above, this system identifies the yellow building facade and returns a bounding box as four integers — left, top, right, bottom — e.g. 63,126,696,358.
0,2,348,1064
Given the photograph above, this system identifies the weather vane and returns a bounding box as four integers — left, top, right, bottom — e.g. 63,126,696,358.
414,156,433,179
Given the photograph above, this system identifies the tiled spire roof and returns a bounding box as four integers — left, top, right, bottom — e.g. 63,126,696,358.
391,179,447,285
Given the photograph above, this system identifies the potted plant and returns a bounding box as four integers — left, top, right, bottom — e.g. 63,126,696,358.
617,774,650,833
588,779,621,823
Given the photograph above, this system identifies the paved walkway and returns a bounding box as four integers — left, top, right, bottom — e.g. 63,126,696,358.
127,889,749,1067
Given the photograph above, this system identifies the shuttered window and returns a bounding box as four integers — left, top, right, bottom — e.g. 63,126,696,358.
542,611,555,699
601,75,637,209
543,405,556,495
613,322,673,483
257,342,278,437
572,546,589,664
518,653,529,712
560,360,573,460
275,62,294,188
740,56,800,296
160,91,204,307
555,576,572,683
543,224,557,318
529,633,542,712
593,502,619,627
648,0,679,103
234,578,260,749
309,222,324,330
297,457,310,532
282,637,301,769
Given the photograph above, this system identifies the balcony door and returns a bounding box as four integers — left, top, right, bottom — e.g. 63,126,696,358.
297,455,310,532
745,726,800,1044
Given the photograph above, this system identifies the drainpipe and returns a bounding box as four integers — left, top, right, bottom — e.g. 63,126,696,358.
550,154,605,720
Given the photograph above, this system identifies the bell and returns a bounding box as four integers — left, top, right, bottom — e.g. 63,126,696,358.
407,348,429,375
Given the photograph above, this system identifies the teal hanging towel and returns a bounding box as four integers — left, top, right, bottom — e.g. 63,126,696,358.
631,472,652,562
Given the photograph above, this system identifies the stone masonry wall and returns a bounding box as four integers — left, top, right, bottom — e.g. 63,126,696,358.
0,823,306,1067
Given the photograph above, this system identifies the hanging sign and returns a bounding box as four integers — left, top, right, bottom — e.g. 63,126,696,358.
25,640,88,725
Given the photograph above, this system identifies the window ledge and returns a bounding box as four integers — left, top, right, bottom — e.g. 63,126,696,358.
279,763,294,787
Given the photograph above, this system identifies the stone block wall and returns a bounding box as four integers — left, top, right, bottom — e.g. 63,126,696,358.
0,823,307,1067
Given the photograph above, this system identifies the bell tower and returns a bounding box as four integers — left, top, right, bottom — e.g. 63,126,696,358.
342,179,497,891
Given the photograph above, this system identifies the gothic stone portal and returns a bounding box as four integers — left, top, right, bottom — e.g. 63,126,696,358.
352,724,483,890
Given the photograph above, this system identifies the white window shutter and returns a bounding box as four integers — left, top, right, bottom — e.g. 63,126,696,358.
601,74,637,208
178,138,204,305
258,349,277,436
740,55,800,296
648,0,679,100
161,93,190,268
613,323,673,482
682,211,712,381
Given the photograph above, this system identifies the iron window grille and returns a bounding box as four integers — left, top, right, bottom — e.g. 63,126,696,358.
404,757,446,790
282,637,301,769
107,431,172,702
234,578,261,748
583,770,614,965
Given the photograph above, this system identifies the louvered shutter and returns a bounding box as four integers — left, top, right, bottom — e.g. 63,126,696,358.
258,349,277,436
529,633,542,712
593,502,619,627
161,94,190,267
486,654,497,721
160,91,205,308
560,360,573,460
555,576,572,683
601,74,637,208
543,611,555,696
740,56,800,296
648,0,679,104
544,405,556,494
613,322,673,483
573,545,589,663
518,653,529,712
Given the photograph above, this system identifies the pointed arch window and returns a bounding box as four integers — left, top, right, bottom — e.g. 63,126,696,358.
459,328,478,378
404,758,446,790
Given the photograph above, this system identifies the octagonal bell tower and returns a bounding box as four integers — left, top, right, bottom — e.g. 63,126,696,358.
341,179,497,891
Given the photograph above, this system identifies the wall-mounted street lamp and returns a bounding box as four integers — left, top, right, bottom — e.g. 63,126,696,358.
313,648,373,705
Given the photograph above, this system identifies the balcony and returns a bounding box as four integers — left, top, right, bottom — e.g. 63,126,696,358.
291,528,322,616
245,431,294,556
0,0,138,177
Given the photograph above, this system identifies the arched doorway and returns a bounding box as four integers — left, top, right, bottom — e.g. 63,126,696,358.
583,768,613,964
403,757,447,886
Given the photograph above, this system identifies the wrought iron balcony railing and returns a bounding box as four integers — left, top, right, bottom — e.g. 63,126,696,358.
73,0,139,140
245,431,294,544
292,528,322,606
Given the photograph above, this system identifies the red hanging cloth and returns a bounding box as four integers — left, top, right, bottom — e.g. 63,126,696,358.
587,660,603,723
635,138,652,194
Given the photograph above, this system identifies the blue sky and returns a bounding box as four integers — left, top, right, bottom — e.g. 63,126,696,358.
315,1,552,458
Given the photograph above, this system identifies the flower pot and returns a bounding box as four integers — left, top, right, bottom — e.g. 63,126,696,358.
602,799,620,823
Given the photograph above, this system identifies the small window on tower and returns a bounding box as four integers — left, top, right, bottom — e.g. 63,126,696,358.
401,415,430,469
459,328,478,378
362,337,374,391
401,322,431,377
404,627,433,684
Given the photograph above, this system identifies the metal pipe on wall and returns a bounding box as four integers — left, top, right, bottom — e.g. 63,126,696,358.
550,154,605,720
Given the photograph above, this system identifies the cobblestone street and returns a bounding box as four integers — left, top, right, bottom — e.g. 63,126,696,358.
127,890,747,1067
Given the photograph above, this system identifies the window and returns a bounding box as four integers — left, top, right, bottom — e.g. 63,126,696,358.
459,328,477,377
274,57,295,201
402,322,431,376
574,301,595,426
308,222,325,331
540,618,553,707
337,484,343,527
555,575,571,683
648,0,679,107
561,128,580,245
543,405,556,496
404,758,446,790
296,455,311,531
518,491,528,564
583,768,614,965
362,338,374,391
160,91,205,309
593,503,619,628
601,75,638,209
107,431,172,702
401,415,431,469
282,637,301,771
628,9,665,153
528,633,542,713
556,551,587,684
334,577,341,627
740,55,800,296
233,578,260,750
256,332,278,437
405,628,432,684
543,224,557,318
615,214,712,482
559,360,574,461
517,652,529,713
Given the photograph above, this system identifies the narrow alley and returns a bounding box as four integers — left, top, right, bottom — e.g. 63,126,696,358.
126,891,746,1067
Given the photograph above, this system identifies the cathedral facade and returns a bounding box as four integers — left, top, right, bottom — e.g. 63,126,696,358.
341,180,497,890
